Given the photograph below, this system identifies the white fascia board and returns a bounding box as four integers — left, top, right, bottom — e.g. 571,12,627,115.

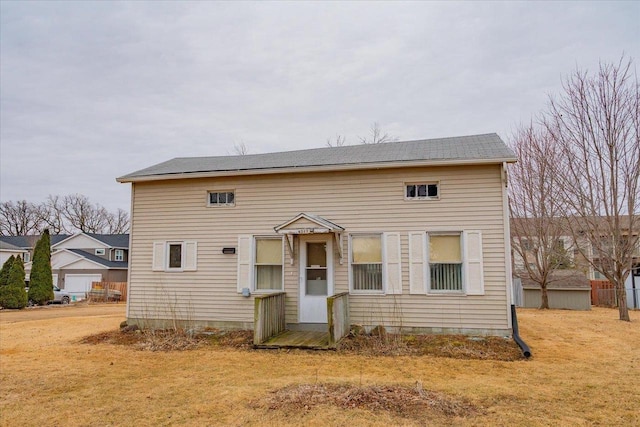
0,248,28,253
117,157,517,183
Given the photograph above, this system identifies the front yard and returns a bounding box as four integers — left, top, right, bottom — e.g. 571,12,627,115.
0,304,638,426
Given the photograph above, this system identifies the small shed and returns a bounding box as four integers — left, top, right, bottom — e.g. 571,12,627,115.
522,271,591,310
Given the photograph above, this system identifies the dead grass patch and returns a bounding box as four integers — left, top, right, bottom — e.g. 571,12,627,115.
1,306,639,426
338,333,524,360
253,382,482,421
80,327,522,360
79,328,254,352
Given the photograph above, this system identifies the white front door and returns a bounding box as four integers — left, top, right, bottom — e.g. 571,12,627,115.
299,236,333,323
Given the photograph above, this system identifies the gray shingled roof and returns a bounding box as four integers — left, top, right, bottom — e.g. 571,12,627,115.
118,133,515,181
86,234,129,248
0,235,70,249
68,249,128,269
521,270,591,289
0,241,26,251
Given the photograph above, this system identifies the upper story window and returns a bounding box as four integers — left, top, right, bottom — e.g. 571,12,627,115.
208,191,235,207
95,248,106,256
23,252,30,263
350,234,383,292
114,249,124,262
406,183,438,200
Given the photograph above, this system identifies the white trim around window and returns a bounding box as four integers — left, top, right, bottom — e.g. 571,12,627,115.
114,249,124,262
207,190,235,207
349,233,384,294
404,182,440,201
253,236,284,292
427,232,464,293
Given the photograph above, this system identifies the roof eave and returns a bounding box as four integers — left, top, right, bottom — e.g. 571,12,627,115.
117,157,517,183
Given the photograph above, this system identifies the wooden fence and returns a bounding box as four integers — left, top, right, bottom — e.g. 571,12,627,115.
327,292,350,348
590,280,616,307
253,292,286,345
90,282,128,302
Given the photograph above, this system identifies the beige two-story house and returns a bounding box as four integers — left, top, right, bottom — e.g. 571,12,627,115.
118,133,517,338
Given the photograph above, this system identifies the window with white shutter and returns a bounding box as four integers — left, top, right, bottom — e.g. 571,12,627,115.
417,230,485,295
152,241,197,272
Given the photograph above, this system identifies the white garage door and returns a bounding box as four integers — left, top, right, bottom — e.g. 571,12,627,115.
64,274,102,300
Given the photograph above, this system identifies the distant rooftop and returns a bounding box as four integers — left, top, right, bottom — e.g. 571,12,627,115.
0,240,26,251
0,233,129,249
118,133,516,182
0,235,70,249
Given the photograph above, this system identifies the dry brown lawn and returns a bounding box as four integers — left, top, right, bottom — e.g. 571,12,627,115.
1,304,638,426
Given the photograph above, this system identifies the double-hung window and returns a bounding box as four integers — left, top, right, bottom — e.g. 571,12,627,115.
114,249,124,262
429,233,463,292
351,234,383,292
254,237,283,291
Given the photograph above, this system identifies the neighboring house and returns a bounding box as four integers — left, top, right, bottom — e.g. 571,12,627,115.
117,133,517,337
510,216,640,309
0,233,129,300
0,240,29,265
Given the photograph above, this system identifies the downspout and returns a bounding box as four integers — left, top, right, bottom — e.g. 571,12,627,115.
511,304,531,358
632,266,637,309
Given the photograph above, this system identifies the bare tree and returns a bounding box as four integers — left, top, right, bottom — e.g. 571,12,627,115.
232,142,249,155
1,194,129,236
40,195,68,234
509,124,573,309
358,122,399,144
61,194,110,233
544,56,640,321
105,209,130,234
326,134,347,147
0,200,46,236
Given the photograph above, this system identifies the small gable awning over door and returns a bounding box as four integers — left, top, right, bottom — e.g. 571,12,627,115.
274,213,345,264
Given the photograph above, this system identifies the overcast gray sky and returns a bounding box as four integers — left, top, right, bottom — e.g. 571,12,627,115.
1,1,638,212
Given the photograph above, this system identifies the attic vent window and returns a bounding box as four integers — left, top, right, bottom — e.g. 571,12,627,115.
406,183,439,200
208,191,235,207
95,249,106,256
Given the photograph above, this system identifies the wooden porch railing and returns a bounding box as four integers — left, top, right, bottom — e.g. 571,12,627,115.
253,292,286,345
327,292,350,348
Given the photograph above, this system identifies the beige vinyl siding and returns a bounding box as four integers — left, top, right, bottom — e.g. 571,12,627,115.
127,164,510,332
